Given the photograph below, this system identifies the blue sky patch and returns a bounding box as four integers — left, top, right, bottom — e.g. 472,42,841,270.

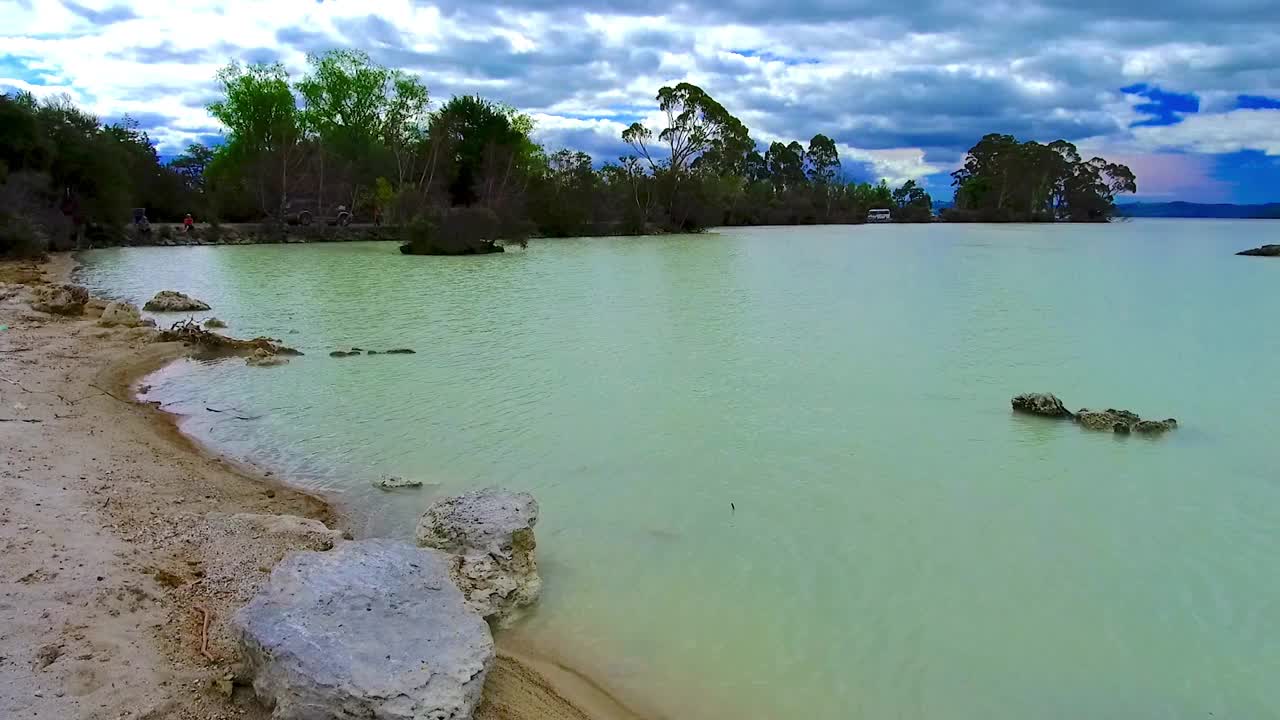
1122,83,1200,127
1236,94,1280,110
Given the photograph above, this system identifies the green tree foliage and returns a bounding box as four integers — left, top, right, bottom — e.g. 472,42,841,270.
208,61,301,215
948,133,1136,221
0,91,195,254
892,179,933,221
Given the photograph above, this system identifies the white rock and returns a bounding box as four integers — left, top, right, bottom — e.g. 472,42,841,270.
233,540,494,720
415,488,541,621
98,301,143,327
143,290,211,312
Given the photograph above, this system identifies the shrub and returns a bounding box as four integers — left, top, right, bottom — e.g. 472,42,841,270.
400,207,506,255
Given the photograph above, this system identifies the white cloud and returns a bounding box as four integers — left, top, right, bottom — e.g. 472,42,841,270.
1132,109,1280,155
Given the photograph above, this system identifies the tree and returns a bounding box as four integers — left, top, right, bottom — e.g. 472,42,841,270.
805,134,840,186
765,141,806,191
622,83,750,175
949,133,1135,222
892,179,932,222
169,143,215,191
208,62,301,215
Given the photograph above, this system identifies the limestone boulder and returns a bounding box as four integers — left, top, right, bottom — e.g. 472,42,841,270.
98,301,143,327
233,540,494,720
31,283,89,315
1011,392,1072,418
143,290,211,312
415,488,541,621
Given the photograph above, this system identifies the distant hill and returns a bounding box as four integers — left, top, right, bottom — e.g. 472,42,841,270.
1117,202,1280,219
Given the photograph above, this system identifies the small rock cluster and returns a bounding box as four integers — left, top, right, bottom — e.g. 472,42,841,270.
1011,392,1177,435
329,347,416,357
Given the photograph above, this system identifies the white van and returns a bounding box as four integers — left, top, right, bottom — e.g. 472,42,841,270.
867,208,892,223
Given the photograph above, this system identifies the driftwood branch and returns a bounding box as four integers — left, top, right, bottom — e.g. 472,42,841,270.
194,604,215,662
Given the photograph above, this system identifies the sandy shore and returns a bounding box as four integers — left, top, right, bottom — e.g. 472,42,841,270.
0,255,643,720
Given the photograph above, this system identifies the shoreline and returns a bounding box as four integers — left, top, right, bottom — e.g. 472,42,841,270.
0,253,646,720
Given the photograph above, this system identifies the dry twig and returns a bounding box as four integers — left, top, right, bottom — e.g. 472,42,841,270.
194,605,215,662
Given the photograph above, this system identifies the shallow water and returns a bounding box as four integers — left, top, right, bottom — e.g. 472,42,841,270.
79,220,1280,719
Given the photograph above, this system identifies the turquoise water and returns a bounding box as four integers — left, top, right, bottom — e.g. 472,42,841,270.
78,220,1280,719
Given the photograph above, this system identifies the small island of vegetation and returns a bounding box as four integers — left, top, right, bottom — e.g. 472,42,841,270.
1,49,1138,258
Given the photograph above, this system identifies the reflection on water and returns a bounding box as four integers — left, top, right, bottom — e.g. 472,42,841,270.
79,221,1280,719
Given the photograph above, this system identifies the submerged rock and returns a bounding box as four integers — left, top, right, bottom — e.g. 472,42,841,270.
329,349,362,357
233,539,494,720
373,476,424,490
415,488,541,622
98,301,143,327
1011,392,1072,418
246,348,289,368
143,290,211,312
31,284,89,316
1236,244,1280,257
384,348,416,355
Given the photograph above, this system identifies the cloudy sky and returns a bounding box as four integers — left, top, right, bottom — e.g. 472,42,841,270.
4,0,1280,203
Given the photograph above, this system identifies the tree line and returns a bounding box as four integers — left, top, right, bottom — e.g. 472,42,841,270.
1,49,1137,257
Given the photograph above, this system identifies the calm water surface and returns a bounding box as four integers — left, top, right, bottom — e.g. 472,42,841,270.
78,220,1280,719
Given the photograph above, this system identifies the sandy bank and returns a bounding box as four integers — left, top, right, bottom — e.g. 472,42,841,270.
0,255,644,720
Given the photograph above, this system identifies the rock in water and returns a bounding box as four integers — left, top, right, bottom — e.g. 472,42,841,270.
233,540,494,720
1076,408,1176,434
31,284,89,315
246,348,289,367
374,476,424,489
1236,244,1280,257
1135,418,1178,433
98,301,143,327
143,290,211,312
415,488,541,621
385,348,417,355
329,349,362,357
1011,393,1071,418
203,317,228,329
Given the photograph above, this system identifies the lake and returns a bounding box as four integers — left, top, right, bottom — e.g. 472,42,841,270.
77,220,1280,719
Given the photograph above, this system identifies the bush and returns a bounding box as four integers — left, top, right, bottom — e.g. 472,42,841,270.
0,213,48,259
400,207,506,255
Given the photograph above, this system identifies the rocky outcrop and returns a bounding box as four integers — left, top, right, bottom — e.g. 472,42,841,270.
1011,392,1072,418
30,283,89,315
415,488,541,622
98,301,143,327
1236,244,1280,257
1013,392,1177,436
1075,408,1177,434
203,317,227,329
233,539,494,720
143,290,211,312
